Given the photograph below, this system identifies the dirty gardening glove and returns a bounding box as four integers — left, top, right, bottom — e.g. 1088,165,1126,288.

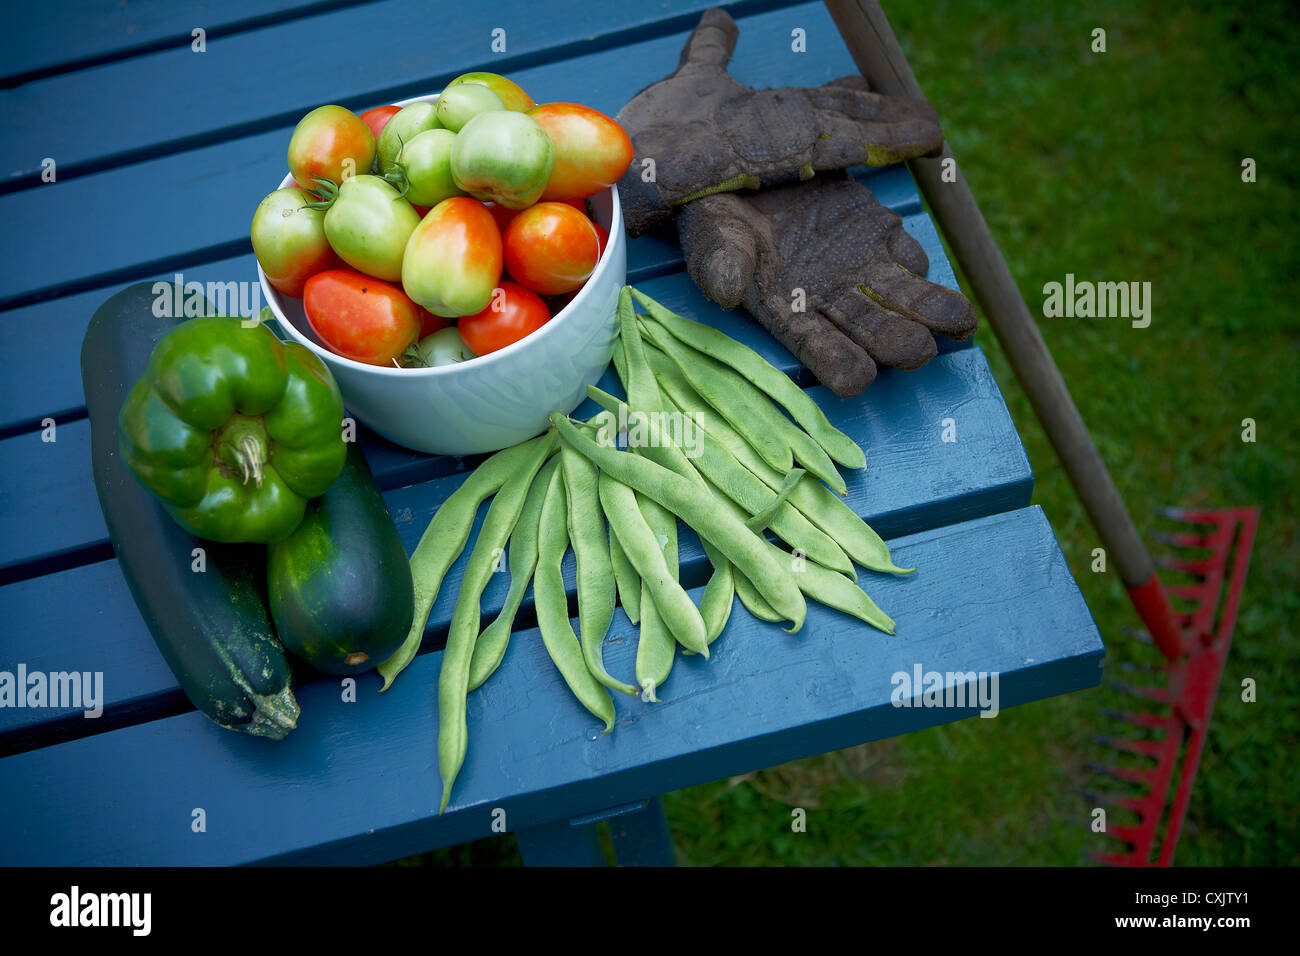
677,172,978,397
615,6,944,237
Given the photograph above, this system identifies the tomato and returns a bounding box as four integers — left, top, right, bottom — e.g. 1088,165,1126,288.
503,202,600,295
435,83,504,133
451,110,554,209
359,104,402,142
397,129,465,207
251,187,339,297
411,327,477,367
482,201,520,234
458,282,551,355
528,103,633,202
418,308,448,339
288,105,376,187
591,221,609,261
445,72,534,112
377,102,441,173
322,175,420,281
303,270,422,366
402,197,503,317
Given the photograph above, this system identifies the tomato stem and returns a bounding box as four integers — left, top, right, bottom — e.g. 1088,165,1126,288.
302,177,339,211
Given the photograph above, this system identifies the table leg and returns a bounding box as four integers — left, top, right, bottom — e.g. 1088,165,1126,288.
608,796,675,866
514,818,606,866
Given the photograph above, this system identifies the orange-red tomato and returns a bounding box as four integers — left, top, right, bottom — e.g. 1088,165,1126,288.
303,269,422,366
458,282,551,355
591,221,609,261
529,103,633,202
359,105,402,142
503,202,600,295
402,197,504,317
287,105,376,188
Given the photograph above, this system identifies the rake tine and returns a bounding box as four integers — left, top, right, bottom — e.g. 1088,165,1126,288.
1113,661,1162,675
1109,680,1171,705
1077,788,1146,813
1156,555,1211,577
1094,735,1165,759
1153,530,1210,549
1083,761,1156,787
1101,709,1172,731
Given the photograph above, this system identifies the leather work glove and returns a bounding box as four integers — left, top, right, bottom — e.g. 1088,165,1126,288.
615,6,944,238
676,172,978,397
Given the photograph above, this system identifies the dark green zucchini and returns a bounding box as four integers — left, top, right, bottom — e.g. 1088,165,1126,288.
268,441,413,674
81,283,299,738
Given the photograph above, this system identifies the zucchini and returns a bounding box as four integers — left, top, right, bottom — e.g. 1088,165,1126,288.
81,283,299,739
268,441,414,674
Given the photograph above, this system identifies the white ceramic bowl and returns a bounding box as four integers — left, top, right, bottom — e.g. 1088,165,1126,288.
259,92,625,456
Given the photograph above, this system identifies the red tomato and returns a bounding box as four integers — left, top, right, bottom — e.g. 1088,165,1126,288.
359,104,402,142
528,103,634,202
418,308,448,339
287,105,376,188
482,200,520,234
503,202,600,295
303,270,422,366
458,282,551,355
591,221,609,261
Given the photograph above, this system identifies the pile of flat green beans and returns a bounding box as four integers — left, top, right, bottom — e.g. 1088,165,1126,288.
380,284,915,813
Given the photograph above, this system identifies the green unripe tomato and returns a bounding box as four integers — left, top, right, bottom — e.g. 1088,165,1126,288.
450,111,554,210
435,84,505,133
445,72,535,112
397,129,465,207
413,327,477,367
323,175,420,281
376,102,441,172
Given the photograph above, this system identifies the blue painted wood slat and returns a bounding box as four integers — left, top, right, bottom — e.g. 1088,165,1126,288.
0,506,1104,866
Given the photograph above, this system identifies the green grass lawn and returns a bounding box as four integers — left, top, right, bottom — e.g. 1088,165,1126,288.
411,0,1298,866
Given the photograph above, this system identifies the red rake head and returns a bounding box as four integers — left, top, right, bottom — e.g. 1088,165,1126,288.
1087,507,1259,866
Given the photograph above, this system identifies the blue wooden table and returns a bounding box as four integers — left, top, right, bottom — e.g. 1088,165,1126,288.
0,1,1104,865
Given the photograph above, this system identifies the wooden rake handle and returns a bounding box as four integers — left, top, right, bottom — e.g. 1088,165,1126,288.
823,0,1183,657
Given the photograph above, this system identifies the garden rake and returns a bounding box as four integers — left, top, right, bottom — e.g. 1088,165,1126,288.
824,0,1260,866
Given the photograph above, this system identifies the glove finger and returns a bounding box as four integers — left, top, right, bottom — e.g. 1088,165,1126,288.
885,223,929,277
821,75,872,93
746,298,878,397
858,259,978,340
677,8,739,75
824,295,938,371
677,193,759,309
807,87,944,166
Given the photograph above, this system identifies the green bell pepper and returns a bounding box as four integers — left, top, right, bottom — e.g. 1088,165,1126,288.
118,316,348,543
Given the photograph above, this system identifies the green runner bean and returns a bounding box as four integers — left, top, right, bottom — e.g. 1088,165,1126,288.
587,389,734,647
557,413,806,633
639,317,847,496
650,357,911,575
635,493,678,698
630,287,865,470
437,433,557,813
380,430,557,690
467,457,559,691
562,441,637,696
535,466,618,732
597,469,708,656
